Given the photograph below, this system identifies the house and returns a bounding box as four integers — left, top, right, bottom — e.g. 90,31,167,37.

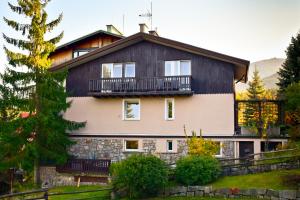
50,24,124,66
50,24,287,163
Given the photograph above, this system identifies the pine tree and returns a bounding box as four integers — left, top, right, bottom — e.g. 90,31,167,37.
278,32,300,91
0,0,85,179
246,69,265,100
243,69,265,134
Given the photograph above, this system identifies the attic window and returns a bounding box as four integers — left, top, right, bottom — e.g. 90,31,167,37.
73,49,92,58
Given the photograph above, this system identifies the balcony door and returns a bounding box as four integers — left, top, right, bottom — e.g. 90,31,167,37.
101,63,136,92
164,60,191,90
102,63,122,92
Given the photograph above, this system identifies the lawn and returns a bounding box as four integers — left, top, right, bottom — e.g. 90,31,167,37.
14,185,111,200
210,169,300,190
47,185,111,200
9,169,298,200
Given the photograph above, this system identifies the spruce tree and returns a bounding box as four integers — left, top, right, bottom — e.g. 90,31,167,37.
0,0,85,179
278,32,300,91
243,69,265,134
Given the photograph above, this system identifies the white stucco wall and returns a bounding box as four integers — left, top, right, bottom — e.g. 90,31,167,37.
64,94,235,136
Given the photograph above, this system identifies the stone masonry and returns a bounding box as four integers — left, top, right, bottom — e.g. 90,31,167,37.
68,138,235,164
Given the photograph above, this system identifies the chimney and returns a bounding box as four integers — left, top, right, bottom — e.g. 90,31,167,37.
139,23,149,33
149,30,159,37
106,24,123,35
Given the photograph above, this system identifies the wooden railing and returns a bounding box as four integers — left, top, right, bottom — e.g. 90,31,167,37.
56,159,111,174
89,75,192,94
0,188,112,200
219,148,299,167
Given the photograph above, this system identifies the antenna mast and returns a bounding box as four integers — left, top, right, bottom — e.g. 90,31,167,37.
139,1,152,30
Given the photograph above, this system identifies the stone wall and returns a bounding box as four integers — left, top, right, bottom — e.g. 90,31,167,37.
222,160,300,176
68,138,235,164
159,186,300,200
39,166,75,187
39,166,105,187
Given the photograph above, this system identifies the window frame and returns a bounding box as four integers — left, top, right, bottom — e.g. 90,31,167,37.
123,99,141,121
72,48,96,58
165,98,175,120
215,141,223,157
164,60,191,76
124,140,139,151
124,62,136,78
167,140,173,152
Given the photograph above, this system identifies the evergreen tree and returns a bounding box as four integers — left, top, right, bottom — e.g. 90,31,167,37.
246,69,265,100
0,0,85,179
243,69,265,134
278,32,300,91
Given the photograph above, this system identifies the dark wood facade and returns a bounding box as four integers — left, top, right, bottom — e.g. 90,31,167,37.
66,41,235,97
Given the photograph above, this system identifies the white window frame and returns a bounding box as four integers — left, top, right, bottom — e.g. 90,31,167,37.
215,141,223,157
165,98,175,120
125,62,136,78
124,140,140,151
122,99,141,121
164,60,191,76
167,140,173,152
101,63,123,78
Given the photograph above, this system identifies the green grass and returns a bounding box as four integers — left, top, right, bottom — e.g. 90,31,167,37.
47,185,111,200
13,185,111,200
210,169,300,190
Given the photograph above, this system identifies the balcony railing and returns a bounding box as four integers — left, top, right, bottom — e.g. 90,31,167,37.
56,159,111,174
88,75,192,97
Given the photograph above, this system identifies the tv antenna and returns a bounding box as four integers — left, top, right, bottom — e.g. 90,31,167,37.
139,1,152,30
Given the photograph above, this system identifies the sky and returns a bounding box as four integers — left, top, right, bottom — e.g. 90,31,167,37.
0,0,300,73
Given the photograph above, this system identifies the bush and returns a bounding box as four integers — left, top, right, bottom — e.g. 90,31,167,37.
110,154,168,199
175,155,220,186
184,127,220,156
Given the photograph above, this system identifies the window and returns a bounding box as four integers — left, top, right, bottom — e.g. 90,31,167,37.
73,50,90,58
125,63,135,77
164,60,191,76
123,99,140,120
125,140,139,151
165,98,175,120
215,142,222,157
102,63,122,78
167,140,173,152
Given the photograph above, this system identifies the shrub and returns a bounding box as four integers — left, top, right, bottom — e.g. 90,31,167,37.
184,127,220,156
175,155,220,186
110,154,168,199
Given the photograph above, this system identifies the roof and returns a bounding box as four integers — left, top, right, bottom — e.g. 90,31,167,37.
54,29,124,51
50,32,250,82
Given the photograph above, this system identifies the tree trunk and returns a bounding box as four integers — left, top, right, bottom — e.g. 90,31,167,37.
34,160,40,185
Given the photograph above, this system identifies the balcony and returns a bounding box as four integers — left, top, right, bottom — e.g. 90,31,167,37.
88,75,193,97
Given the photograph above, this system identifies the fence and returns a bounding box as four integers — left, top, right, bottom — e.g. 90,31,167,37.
219,148,300,176
234,100,285,135
0,188,112,200
56,159,111,174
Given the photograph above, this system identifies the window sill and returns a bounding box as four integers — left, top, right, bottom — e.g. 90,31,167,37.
123,149,143,152
123,118,140,121
165,119,175,121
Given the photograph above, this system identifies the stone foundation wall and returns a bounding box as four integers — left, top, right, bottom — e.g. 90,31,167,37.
68,138,235,164
39,166,105,187
159,186,300,200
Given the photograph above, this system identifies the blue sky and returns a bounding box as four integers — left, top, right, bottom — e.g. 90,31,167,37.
0,0,300,72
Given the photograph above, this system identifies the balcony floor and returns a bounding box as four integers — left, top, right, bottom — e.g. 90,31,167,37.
89,90,193,98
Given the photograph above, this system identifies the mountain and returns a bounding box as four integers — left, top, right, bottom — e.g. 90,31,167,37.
236,58,285,92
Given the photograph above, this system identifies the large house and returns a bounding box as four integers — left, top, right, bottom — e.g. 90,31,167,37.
50,24,287,163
